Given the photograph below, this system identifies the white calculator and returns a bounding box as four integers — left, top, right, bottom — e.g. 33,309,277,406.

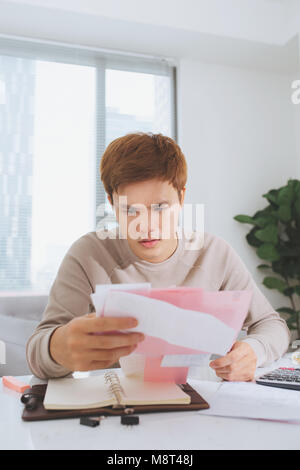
256,367,300,391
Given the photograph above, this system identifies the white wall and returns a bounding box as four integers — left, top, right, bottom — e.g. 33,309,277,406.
286,1,300,179
178,58,298,307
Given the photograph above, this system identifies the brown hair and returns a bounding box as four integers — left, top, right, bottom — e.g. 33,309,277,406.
100,132,187,204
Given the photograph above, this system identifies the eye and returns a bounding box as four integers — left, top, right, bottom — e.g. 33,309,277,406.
153,203,169,211
127,206,138,216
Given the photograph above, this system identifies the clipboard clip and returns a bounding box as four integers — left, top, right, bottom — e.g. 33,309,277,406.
20,384,46,411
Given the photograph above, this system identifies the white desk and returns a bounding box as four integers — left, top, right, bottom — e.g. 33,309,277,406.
1,354,300,450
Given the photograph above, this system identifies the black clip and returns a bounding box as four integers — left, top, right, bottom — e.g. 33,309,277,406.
20,385,47,411
120,415,139,426
21,394,40,411
80,416,105,428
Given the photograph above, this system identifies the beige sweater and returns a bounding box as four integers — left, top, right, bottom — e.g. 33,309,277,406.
26,228,291,379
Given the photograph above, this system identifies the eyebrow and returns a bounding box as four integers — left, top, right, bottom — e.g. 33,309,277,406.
118,200,171,209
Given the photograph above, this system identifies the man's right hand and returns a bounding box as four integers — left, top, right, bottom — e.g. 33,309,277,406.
49,314,145,372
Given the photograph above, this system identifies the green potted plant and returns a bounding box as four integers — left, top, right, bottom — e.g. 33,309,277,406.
233,178,300,341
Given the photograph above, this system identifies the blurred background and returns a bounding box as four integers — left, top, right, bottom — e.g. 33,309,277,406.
0,0,299,373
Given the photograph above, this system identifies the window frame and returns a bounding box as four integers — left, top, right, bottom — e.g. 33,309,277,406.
0,34,178,296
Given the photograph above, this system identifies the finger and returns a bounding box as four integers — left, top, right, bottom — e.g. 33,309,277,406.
81,332,145,350
81,315,139,333
214,358,256,381
210,346,247,369
84,361,114,371
213,355,254,374
82,343,138,363
91,344,139,361
76,360,114,372
209,355,233,369
217,370,255,382
84,313,96,318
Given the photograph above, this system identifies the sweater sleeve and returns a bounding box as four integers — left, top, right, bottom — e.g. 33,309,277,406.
219,239,291,367
26,241,104,379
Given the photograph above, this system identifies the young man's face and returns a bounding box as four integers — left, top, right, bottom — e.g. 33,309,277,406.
108,178,185,263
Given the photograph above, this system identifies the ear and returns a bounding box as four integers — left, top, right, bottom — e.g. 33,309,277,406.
180,187,186,206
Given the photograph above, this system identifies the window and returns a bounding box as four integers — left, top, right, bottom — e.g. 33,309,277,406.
0,37,177,293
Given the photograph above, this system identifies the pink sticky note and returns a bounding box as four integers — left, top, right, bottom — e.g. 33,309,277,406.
2,376,30,393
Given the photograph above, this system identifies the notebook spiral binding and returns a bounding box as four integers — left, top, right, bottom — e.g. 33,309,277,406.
104,371,129,411
104,371,135,414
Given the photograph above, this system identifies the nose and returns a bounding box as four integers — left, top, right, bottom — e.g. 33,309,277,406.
138,208,160,239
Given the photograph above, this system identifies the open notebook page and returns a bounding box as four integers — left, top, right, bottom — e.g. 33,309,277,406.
44,375,115,410
118,376,191,405
44,374,191,410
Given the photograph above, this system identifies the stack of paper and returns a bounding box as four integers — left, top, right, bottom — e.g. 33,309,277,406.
90,283,252,382
195,380,300,422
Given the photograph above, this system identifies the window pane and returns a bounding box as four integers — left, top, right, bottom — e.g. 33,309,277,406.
0,45,176,294
106,69,172,144
102,69,173,229
0,57,96,292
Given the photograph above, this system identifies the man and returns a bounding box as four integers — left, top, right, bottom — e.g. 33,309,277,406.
26,132,290,380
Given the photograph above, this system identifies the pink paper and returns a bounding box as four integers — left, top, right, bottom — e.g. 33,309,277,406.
143,356,189,383
133,287,252,354
130,287,251,383
98,286,252,383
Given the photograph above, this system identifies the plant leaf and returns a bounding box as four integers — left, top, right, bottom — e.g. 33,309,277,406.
233,215,256,224
253,214,278,227
294,286,300,296
283,286,295,296
262,189,278,205
292,179,300,197
277,307,296,314
257,243,280,261
246,227,263,248
278,246,300,257
277,204,292,222
262,276,288,293
255,224,278,244
278,185,293,206
295,197,300,217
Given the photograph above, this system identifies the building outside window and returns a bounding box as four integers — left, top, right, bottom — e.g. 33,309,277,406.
0,37,177,293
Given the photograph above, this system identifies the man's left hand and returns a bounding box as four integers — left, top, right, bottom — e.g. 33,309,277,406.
209,341,257,381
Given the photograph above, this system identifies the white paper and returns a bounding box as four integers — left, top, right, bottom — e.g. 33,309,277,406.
91,283,151,316
161,353,211,367
119,354,146,378
98,290,236,356
198,381,300,421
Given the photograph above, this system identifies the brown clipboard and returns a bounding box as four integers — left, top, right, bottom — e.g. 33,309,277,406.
21,382,209,422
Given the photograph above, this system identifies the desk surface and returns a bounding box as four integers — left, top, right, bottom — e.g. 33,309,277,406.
1,354,300,450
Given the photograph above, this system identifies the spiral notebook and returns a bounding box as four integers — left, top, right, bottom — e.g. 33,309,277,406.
44,371,191,410
21,380,209,421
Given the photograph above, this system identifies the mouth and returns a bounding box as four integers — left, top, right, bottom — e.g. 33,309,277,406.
138,239,161,248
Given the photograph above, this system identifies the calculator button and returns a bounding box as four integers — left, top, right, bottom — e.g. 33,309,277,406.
257,367,300,390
